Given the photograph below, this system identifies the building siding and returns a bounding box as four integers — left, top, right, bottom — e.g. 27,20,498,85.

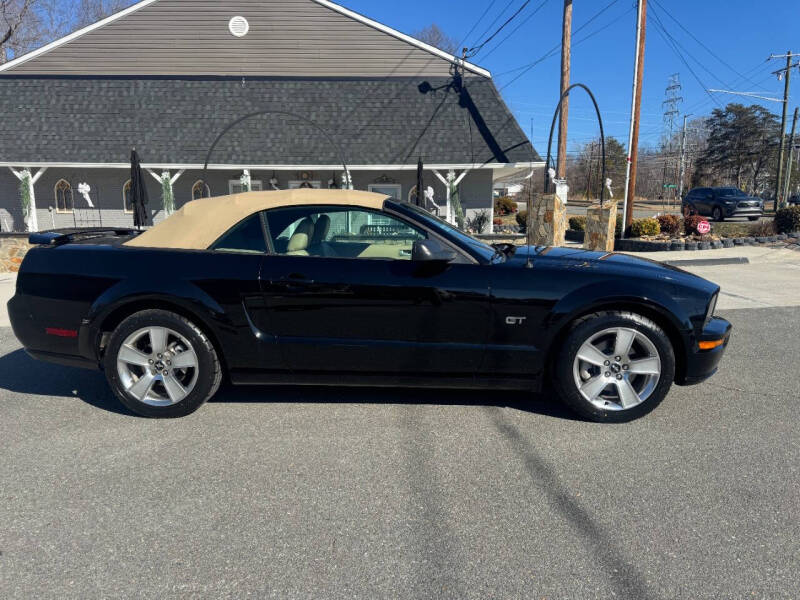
5,0,475,78
1,167,494,233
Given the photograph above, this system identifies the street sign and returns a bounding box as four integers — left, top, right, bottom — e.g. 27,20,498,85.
663,184,677,189
697,220,711,235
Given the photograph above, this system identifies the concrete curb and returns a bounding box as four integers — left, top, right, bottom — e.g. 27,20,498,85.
664,257,750,267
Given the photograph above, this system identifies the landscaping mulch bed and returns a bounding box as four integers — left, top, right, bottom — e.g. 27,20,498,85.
565,231,800,253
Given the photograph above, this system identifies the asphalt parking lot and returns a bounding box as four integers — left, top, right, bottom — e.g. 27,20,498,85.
1,299,798,598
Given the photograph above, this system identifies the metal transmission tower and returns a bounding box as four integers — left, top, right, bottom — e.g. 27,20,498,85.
661,74,683,204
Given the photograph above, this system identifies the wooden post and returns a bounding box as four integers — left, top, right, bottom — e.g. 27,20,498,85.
623,0,647,234
557,0,573,180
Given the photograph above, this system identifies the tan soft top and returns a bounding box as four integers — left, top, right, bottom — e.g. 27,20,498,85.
125,189,388,250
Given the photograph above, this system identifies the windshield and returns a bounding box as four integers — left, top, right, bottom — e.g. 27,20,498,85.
718,188,746,197
392,202,498,262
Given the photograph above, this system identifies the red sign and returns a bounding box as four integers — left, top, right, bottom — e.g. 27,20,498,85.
697,220,711,235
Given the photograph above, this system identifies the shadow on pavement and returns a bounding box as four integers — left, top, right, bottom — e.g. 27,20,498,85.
0,347,580,421
487,406,654,599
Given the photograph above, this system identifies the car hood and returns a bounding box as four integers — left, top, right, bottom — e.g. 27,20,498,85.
503,246,717,291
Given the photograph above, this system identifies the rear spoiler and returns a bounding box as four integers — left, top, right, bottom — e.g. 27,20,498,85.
29,228,140,246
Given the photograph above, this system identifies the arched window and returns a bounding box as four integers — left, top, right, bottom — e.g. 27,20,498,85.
192,180,211,200
54,179,73,213
123,179,133,213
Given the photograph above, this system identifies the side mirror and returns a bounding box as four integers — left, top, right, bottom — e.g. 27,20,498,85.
412,238,457,263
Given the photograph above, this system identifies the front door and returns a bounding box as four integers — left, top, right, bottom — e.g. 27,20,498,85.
260,205,491,376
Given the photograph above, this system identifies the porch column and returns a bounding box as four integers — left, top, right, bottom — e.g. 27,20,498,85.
8,167,47,232
146,168,184,216
432,169,470,225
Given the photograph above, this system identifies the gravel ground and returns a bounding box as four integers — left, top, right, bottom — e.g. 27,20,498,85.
0,307,798,599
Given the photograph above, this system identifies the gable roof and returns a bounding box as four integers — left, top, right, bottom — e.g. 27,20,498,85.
0,77,538,168
0,0,490,78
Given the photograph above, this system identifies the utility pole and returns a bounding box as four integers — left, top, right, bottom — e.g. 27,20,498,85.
783,107,799,202
769,51,798,210
622,0,647,235
678,114,692,201
556,0,573,181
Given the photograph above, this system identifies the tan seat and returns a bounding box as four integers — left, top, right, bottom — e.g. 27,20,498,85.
285,218,315,256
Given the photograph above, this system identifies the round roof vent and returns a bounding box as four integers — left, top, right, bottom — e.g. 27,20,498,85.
228,16,250,38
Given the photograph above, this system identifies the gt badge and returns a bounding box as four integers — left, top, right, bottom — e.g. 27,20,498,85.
505,316,527,326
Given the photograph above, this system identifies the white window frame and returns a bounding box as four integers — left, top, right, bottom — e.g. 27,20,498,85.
228,179,263,195
368,183,402,199
122,179,133,214
54,179,74,214
288,180,322,189
192,180,211,200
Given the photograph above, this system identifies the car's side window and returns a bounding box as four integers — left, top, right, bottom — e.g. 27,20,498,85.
210,213,268,254
265,206,427,260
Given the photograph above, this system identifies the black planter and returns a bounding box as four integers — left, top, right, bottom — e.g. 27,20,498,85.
712,240,724,249
670,241,685,251
756,236,769,243
743,237,756,245
733,237,745,245
685,241,698,251
722,239,734,248
767,235,777,242
776,233,788,240
698,241,711,250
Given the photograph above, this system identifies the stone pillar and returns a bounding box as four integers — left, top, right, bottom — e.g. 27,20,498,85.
529,193,567,247
584,201,618,251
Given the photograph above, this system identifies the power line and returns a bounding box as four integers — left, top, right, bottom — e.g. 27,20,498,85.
467,0,531,58
471,0,517,50
497,0,625,90
648,5,721,109
456,0,499,51
480,0,551,60
650,0,764,90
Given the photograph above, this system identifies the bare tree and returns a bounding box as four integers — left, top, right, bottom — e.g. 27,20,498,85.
411,24,459,55
1,0,38,62
1,0,132,63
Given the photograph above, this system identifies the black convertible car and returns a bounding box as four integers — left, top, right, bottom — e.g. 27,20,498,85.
8,190,731,422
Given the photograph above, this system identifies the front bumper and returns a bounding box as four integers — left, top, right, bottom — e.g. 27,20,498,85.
725,205,763,218
677,316,732,385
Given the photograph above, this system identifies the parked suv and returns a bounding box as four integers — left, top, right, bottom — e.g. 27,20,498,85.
683,187,764,221
789,194,800,206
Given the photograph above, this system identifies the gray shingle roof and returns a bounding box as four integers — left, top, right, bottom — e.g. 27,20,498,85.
0,76,538,166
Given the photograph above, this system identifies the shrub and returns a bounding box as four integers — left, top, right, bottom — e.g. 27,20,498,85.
494,196,517,216
615,216,623,238
630,217,661,238
684,215,705,236
569,216,587,231
516,210,528,231
656,214,681,236
465,210,490,233
749,219,776,237
775,206,800,233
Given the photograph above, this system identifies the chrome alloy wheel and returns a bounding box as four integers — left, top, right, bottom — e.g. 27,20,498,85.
116,326,199,407
572,327,661,411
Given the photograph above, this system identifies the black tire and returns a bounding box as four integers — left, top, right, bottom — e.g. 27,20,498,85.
103,309,222,418
552,311,676,423
748,216,759,221
712,206,724,222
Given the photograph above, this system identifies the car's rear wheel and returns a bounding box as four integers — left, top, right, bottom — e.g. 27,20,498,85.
712,206,724,221
103,309,222,417
553,311,675,423
748,216,759,221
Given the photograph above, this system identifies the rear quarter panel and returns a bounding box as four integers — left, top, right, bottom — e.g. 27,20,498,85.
12,244,265,369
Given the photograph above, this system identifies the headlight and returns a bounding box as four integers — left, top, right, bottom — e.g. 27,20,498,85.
704,293,718,328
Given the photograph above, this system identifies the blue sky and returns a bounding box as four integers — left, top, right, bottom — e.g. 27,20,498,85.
343,0,799,154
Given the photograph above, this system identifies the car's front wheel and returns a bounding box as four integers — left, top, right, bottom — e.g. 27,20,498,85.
103,309,222,417
712,206,724,221
748,216,759,221
553,311,675,422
